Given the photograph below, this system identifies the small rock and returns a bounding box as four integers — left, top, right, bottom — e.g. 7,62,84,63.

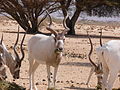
43,83,47,85
80,82,85,85
42,79,46,81
56,81,60,83
36,82,39,85
70,80,74,83
66,80,69,83
70,84,75,88
61,81,63,83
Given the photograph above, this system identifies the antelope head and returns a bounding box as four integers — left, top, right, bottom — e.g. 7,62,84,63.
9,26,26,79
46,10,69,54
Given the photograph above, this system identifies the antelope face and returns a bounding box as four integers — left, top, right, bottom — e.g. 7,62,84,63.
6,52,21,79
12,61,21,79
54,34,65,54
95,63,103,75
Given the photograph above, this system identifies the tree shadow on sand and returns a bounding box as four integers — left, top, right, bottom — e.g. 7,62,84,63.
66,34,120,40
64,86,95,90
3,30,120,40
60,62,92,67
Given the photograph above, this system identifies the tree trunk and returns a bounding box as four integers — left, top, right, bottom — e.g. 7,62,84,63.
67,7,81,35
26,18,39,34
67,18,75,35
26,28,37,34
60,1,81,35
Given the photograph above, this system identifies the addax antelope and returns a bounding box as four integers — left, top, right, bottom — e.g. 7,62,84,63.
88,31,120,90
0,27,25,80
27,11,69,90
86,30,103,87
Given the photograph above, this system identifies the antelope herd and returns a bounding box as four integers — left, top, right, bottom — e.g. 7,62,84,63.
0,11,120,90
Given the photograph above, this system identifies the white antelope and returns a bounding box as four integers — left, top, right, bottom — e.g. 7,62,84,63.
0,27,25,80
86,31,103,87
27,11,69,90
88,31,120,90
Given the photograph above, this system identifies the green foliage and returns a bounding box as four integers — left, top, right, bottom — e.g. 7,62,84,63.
105,0,120,6
0,81,25,90
96,84,102,90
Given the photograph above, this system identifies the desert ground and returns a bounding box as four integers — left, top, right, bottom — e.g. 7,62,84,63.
0,16,120,90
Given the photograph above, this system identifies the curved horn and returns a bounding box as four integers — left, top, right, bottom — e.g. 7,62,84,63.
46,10,57,37
20,32,26,61
87,31,98,68
99,29,102,47
13,26,20,62
38,12,47,27
0,34,3,44
62,10,70,35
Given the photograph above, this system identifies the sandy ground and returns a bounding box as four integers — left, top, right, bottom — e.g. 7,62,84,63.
0,16,120,90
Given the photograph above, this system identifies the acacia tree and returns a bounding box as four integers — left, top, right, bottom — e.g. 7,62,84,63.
0,0,120,34
0,0,63,33
59,0,103,35
60,0,120,35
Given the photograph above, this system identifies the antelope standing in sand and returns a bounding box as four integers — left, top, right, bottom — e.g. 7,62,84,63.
27,11,69,90
86,30,103,87
88,30,120,90
0,27,25,80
